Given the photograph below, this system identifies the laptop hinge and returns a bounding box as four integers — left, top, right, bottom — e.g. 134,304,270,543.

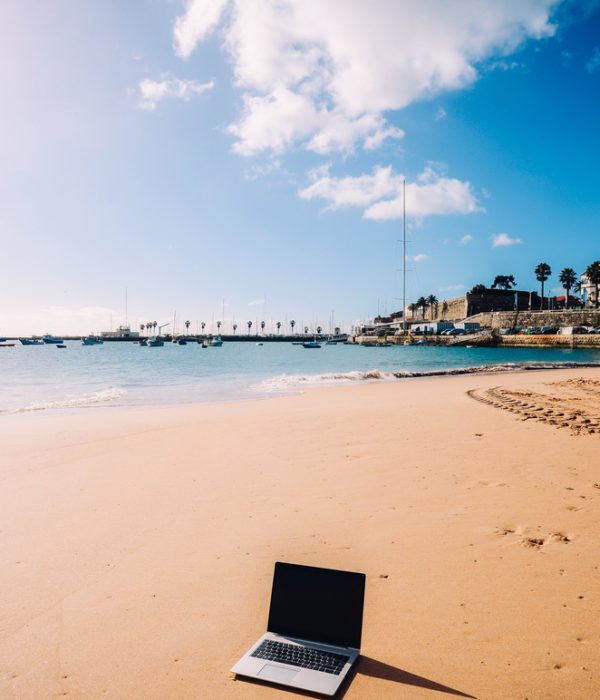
278,634,360,653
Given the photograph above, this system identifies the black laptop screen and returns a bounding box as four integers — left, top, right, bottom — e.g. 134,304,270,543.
267,562,366,649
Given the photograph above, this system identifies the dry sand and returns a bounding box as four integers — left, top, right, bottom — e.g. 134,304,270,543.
1,367,599,700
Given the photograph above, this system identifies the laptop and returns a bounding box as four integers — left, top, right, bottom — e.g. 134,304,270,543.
231,561,366,696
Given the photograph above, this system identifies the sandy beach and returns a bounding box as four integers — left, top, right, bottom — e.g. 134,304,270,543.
1,367,599,700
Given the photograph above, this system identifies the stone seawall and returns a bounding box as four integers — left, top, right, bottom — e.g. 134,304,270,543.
497,334,600,348
465,309,600,329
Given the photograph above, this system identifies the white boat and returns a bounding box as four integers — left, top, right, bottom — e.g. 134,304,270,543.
209,336,224,347
82,335,104,346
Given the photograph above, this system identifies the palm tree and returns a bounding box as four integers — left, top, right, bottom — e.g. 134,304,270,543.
247,320,253,335
216,321,222,334
152,321,157,334
534,262,551,310
304,325,309,335
140,323,145,335
469,283,487,294
232,323,237,334
416,296,428,319
585,261,600,308
426,294,438,320
491,275,516,290
316,325,322,335
290,320,296,334
558,268,577,309
276,321,281,334
185,320,190,335
201,321,206,336
408,302,418,319
260,320,265,335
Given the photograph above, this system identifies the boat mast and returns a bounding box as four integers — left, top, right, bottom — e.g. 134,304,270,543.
402,178,406,331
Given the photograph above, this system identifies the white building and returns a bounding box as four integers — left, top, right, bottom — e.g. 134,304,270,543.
580,274,598,306
101,325,140,338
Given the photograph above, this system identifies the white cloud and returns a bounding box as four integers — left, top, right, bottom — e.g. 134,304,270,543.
299,165,482,221
492,232,522,247
411,253,429,262
460,234,473,245
173,0,557,155
586,47,600,74
174,0,230,60
137,75,215,111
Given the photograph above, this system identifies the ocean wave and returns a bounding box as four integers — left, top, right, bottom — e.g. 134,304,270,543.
253,362,600,392
4,387,126,414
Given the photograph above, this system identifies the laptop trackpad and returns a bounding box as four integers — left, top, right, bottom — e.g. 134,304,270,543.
258,664,298,683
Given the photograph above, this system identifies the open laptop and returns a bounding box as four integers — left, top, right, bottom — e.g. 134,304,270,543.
231,561,366,696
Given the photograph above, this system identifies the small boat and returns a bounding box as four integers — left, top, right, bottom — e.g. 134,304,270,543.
56,344,67,349
256,342,264,346
20,338,44,346
201,339,209,348
147,336,164,347
302,340,321,349
0,343,15,347
177,338,188,345
42,335,64,344
209,336,224,347
82,335,104,346
139,338,148,347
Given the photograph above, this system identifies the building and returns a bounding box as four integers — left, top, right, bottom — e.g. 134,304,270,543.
580,273,598,307
100,325,140,339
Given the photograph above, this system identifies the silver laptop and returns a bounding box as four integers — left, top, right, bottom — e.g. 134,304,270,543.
231,561,366,696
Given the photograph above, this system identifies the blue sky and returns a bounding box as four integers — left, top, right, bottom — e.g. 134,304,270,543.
1,0,599,335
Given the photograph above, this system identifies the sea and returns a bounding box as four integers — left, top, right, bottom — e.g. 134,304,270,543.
1,340,600,415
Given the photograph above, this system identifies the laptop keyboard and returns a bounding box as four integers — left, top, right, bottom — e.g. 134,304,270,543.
251,639,349,675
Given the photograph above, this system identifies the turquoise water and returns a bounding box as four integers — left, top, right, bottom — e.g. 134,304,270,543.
1,340,600,413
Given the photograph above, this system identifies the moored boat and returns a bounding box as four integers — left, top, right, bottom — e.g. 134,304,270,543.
20,338,44,346
209,336,224,347
82,335,104,346
302,340,321,348
147,336,164,347
42,335,64,344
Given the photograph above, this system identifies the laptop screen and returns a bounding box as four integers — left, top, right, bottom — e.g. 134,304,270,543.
267,562,366,649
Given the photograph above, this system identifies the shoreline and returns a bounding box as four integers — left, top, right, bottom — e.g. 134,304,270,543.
1,367,599,699
3,357,600,418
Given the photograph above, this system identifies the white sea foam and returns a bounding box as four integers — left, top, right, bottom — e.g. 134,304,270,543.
5,387,126,414
253,362,600,393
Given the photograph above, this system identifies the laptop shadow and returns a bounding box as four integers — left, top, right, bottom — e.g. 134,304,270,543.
234,655,476,699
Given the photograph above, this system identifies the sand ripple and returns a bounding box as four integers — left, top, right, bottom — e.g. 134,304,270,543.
467,378,600,436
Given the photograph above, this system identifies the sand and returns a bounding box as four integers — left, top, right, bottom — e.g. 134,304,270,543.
1,367,599,700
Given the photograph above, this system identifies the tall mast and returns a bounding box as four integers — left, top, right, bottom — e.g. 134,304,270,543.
402,178,406,331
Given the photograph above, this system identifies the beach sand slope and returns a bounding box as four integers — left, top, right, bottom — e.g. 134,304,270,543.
0,368,599,699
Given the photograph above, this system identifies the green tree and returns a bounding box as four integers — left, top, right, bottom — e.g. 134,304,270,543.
426,294,438,320
290,320,296,334
469,283,487,294
408,302,418,318
491,275,516,290
416,296,428,319
276,321,281,334
558,268,577,309
247,320,253,335
585,261,600,308
184,320,190,335
534,262,552,310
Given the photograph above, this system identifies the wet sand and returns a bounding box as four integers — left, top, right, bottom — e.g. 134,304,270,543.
1,367,599,699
